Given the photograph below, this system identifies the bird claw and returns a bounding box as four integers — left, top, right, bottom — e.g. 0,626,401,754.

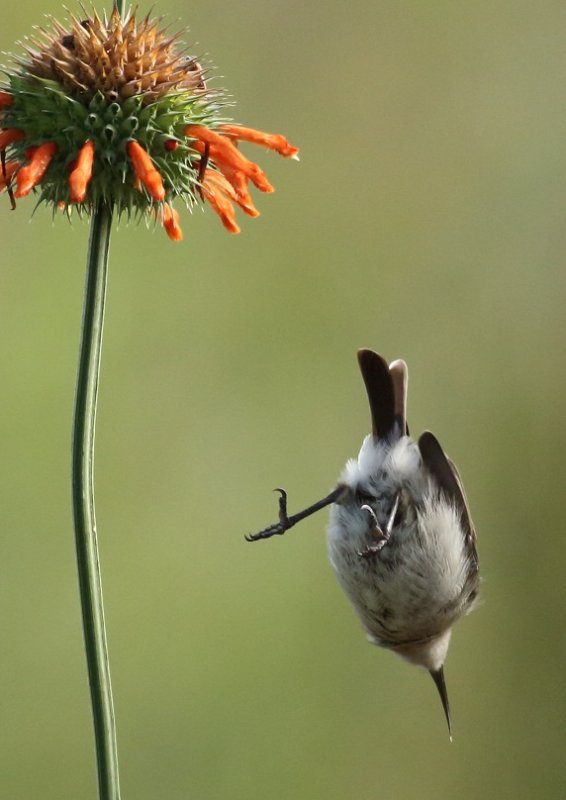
358,540,388,559
245,487,292,542
361,504,381,530
358,496,400,559
275,487,290,526
244,522,287,542
357,504,388,558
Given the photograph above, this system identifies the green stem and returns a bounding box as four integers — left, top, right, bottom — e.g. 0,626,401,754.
116,0,127,18
72,202,121,800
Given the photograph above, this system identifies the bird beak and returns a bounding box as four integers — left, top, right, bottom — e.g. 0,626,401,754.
430,667,452,740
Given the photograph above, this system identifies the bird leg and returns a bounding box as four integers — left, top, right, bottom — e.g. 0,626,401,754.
246,486,345,542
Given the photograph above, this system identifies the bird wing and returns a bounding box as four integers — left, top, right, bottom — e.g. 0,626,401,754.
418,430,478,565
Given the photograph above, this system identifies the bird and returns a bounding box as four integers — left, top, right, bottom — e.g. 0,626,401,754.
246,349,480,738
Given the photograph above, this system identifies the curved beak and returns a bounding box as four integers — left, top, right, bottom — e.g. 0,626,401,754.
430,667,452,740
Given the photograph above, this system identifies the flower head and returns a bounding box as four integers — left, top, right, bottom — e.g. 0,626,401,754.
0,5,298,241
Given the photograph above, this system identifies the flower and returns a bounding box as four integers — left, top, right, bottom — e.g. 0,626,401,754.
0,6,298,241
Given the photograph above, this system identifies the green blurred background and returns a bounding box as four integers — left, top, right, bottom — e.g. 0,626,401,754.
1,1,565,798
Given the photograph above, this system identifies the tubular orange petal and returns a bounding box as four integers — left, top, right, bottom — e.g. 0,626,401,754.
15,142,57,197
204,168,260,218
0,92,14,108
69,140,95,203
219,125,299,159
209,143,274,193
127,140,165,201
203,169,237,199
185,125,232,149
220,168,260,217
0,128,24,150
201,175,240,234
162,203,183,241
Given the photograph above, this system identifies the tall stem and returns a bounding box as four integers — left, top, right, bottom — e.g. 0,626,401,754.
72,202,121,800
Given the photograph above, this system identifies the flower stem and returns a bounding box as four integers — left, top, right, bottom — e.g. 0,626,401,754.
72,201,121,800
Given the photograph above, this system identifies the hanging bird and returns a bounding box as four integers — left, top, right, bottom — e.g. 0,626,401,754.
246,349,480,738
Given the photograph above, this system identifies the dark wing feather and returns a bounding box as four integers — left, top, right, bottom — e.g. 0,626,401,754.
357,349,396,440
418,431,478,563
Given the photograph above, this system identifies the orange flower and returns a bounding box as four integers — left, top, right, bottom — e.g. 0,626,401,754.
126,141,165,201
15,142,58,198
1,122,297,240
0,9,298,242
69,140,95,203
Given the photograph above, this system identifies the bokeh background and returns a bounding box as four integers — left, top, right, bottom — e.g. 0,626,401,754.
1,1,565,798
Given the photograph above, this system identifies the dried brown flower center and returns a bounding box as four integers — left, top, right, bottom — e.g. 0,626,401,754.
20,7,206,103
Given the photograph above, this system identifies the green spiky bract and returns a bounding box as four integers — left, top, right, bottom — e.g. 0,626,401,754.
2,75,222,216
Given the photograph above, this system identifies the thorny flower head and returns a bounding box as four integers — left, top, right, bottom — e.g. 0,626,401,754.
0,5,298,240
